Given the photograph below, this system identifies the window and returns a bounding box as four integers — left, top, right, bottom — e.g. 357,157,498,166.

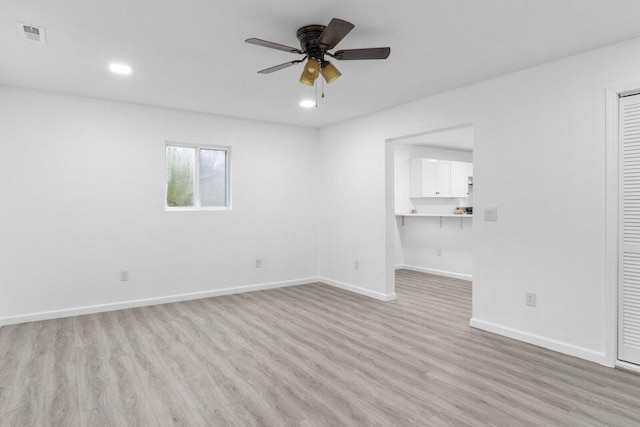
165,143,229,210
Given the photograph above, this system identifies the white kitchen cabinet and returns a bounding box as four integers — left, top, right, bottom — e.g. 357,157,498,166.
419,159,436,196
451,161,470,197
410,158,472,198
410,159,430,197
434,161,451,197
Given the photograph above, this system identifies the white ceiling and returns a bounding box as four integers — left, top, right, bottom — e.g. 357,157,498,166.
3,1,640,128
395,126,474,152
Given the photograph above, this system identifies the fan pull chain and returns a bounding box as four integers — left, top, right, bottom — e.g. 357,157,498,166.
322,77,325,98
315,78,318,108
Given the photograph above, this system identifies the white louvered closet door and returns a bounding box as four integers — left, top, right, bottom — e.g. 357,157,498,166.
619,94,640,365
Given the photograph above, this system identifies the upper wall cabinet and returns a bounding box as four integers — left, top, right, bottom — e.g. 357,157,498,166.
450,161,470,198
410,158,472,198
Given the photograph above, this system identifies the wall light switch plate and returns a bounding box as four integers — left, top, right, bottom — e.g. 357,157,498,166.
484,207,498,221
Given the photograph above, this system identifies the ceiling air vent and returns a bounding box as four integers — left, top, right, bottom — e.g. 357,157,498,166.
17,22,46,44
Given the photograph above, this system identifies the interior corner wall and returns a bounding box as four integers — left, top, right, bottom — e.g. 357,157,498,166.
0,87,319,322
317,36,640,364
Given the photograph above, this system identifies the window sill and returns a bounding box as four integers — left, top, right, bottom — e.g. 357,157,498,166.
165,206,231,212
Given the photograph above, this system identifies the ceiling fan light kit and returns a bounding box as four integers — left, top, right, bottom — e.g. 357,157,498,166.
321,61,341,84
300,57,321,86
299,63,317,86
246,17,390,97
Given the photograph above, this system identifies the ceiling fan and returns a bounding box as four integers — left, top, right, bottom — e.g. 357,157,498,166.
245,18,391,86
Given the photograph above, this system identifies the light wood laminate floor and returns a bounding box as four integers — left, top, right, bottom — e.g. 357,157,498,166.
2,270,640,426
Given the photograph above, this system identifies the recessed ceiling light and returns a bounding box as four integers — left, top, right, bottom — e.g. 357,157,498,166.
109,63,132,75
299,99,316,108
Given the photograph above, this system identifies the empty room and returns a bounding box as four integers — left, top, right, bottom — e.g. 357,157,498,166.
4,1,640,425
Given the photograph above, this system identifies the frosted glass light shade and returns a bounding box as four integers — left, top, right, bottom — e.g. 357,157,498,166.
299,68,315,86
321,61,341,84
300,58,320,86
306,58,319,74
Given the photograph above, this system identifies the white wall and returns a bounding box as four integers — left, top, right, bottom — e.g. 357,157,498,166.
396,216,472,278
0,87,319,322
7,34,640,365
318,36,640,365
394,145,473,278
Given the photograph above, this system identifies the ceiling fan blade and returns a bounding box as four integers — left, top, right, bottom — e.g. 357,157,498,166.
333,47,391,60
257,60,303,74
245,38,304,54
317,18,355,50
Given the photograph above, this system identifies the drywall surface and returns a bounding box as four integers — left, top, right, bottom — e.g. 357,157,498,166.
0,87,319,321
396,215,472,279
318,36,640,363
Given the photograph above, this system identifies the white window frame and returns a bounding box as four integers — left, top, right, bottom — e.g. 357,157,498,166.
165,142,231,211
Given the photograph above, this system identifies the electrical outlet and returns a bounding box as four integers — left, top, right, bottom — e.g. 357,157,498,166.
120,270,129,282
526,292,536,307
255,258,262,268
354,260,360,270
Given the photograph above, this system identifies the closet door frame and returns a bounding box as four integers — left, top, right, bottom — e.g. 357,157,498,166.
605,81,640,370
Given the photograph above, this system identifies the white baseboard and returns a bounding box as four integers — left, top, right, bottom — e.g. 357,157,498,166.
318,277,397,301
0,277,319,326
396,264,472,281
470,318,607,366
615,360,640,374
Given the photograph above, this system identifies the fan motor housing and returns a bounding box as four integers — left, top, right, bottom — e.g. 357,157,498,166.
296,25,326,59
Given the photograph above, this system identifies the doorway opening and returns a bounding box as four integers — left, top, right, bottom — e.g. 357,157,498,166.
385,124,474,300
